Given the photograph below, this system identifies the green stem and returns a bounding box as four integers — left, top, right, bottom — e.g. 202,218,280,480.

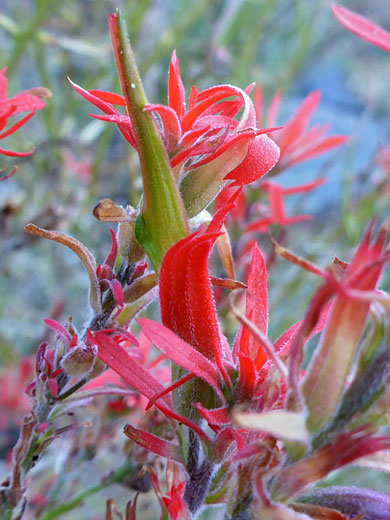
109,10,189,272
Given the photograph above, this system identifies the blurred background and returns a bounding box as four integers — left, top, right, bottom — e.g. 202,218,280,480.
0,0,389,518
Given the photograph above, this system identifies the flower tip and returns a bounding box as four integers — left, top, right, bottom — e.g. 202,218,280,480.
108,12,119,31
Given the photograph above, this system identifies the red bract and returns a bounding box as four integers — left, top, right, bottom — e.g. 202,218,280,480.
90,329,210,443
158,196,243,387
232,244,268,399
146,53,281,186
148,466,191,520
254,85,348,171
246,179,326,233
331,4,390,53
302,223,389,431
143,206,293,429
0,68,48,157
272,426,390,502
71,52,280,188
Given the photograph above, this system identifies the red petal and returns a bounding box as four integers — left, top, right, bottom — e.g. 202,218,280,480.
179,125,212,148
195,85,256,128
159,232,222,361
159,232,232,389
146,373,195,410
183,130,250,171
88,89,126,105
89,113,136,148
196,403,230,426
170,129,225,168
245,217,273,234
285,135,348,167
124,424,185,464
269,183,285,221
233,244,268,368
69,78,136,147
108,279,123,307
0,166,17,182
182,87,242,133
187,85,198,111
91,330,210,442
168,50,186,120
0,111,35,140
0,146,35,157
2,93,45,115
278,91,321,155
224,134,280,185
104,228,118,268
138,318,226,403
44,318,72,343
273,300,332,358
347,222,387,280
92,330,172,407
331,3,390,53
236,353,257,399
207,186,242,234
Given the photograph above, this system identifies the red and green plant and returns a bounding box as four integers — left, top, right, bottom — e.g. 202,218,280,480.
1,3,390,520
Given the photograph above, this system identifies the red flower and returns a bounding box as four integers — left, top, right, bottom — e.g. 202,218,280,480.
331,4,390,53
0,68,48,157
254,85,348,171
148,465,191,520
70,51,280,191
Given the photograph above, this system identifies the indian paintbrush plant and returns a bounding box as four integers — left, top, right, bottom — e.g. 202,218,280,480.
1,4,390,520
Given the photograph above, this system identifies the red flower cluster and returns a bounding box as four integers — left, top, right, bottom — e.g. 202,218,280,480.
70,52,280,193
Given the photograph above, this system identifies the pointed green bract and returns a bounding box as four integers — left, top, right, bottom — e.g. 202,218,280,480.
109,11,188,272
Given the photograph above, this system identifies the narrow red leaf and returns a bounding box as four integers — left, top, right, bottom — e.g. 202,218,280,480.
69,78,136,147
0,146,35,157
234,243,268,376
168,50,186,120
124,424,185,464
44,318,72,343
92,330,172,407
0,111,35,140
91,330,210,442
331,3,390,52
278,91,321,155
196,403,230,426
88,89,126,105
146,373,195,410
286,135,348,167
138,318,226,403
0,166,17,181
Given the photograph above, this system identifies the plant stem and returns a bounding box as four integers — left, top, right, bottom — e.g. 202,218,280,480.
109,10,189,272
